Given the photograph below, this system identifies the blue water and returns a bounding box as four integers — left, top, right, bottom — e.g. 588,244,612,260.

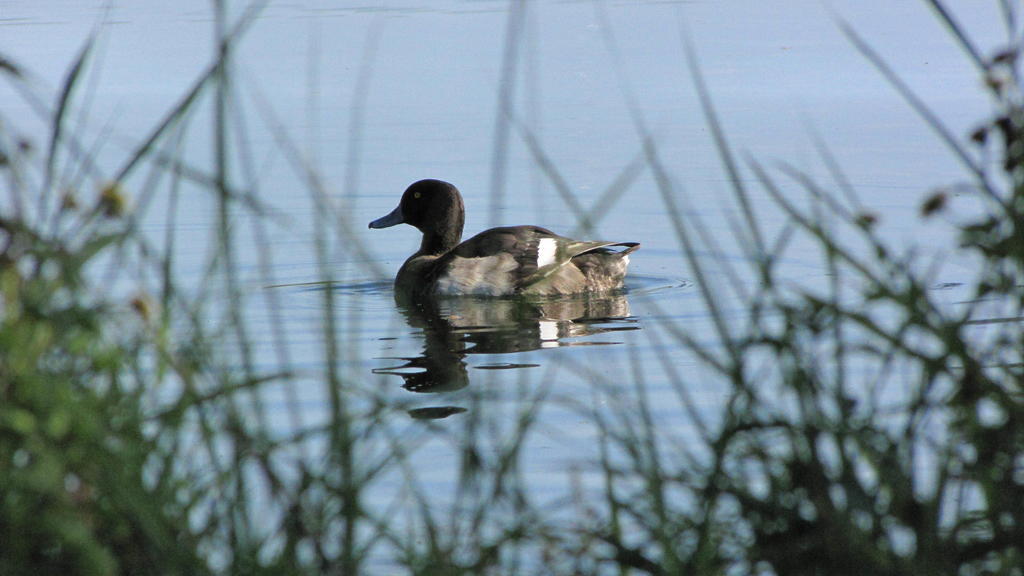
0,0,1005,569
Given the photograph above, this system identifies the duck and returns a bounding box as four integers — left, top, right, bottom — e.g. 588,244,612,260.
368,179,639,297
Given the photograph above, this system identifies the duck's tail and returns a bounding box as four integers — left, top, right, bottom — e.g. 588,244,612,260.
577,241,640,258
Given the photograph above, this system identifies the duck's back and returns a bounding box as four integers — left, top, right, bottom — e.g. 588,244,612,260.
414,225,638,297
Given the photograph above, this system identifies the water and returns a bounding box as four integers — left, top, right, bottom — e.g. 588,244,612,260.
0,0,1006,568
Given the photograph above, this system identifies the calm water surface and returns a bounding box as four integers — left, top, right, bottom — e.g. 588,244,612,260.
0,0,1005,566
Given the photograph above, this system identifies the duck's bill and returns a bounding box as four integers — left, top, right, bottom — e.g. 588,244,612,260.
369,205,404,229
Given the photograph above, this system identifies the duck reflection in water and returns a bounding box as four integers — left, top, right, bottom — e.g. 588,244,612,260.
372,291,639,418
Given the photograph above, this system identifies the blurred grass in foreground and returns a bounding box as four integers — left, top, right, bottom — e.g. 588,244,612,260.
561,2,1024,574
1,1,1022,575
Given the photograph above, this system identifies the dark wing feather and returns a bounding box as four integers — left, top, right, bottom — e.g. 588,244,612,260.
517,240,638,290
441,225,557,285
430,225,638,295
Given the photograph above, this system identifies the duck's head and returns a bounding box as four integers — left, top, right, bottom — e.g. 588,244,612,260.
369,179,465,254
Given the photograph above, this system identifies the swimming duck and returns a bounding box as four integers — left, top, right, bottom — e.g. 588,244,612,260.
369,179,639,297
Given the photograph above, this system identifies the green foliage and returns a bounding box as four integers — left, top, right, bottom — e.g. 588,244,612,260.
0,201,205,574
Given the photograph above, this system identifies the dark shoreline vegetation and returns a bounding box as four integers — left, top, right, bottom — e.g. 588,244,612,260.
1,1,1022,574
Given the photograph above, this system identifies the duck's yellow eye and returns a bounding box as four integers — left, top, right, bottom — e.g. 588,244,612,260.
414,192,421,199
